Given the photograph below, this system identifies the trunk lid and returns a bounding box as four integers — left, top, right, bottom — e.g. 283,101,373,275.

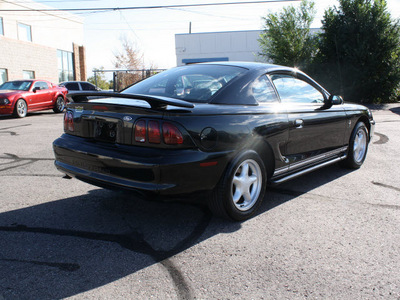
65,94,194,148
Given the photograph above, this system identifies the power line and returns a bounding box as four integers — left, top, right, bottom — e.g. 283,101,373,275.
0,0,84,23
9,0,99,3
0,0,301,12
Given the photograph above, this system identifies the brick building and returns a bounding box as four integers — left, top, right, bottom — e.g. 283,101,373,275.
0,0,86,84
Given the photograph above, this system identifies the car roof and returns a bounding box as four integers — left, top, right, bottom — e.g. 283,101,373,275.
193,61,297,73
60,81,92,84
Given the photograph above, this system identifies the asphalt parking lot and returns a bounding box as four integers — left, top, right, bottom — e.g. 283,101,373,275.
0,105,399,300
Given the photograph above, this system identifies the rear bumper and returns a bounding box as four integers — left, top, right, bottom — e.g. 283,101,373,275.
53,134,231,195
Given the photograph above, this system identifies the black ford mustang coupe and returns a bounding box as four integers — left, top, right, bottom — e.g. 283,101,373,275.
53,62,375,221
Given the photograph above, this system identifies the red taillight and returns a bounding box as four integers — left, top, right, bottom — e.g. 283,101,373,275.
163,122,183,145
148,120,161,144
134,120,146,142
133,119,184,145
64,111,74,132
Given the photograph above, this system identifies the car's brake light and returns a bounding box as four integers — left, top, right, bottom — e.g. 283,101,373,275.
134,120,146,143
163,122,183,145
64,111,74,132
148,120,161,144
133,119,183,145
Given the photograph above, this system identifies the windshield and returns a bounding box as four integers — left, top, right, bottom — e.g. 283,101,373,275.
0,81,32,91
123,64,247,103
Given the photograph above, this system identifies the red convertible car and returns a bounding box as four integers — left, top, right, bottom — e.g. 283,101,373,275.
0,79,68,118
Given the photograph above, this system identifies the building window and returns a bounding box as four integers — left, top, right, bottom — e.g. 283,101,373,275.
18,23,32,42
23,70,35,79
0,17,4,36
0,69,8,84
57,50,74,82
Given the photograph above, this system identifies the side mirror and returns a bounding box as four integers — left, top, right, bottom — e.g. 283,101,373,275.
329,95,344,105
33,87,40,93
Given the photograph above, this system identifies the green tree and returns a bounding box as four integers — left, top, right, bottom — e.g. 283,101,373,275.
316,0,400,103
87,67,110,90
258,0,318,70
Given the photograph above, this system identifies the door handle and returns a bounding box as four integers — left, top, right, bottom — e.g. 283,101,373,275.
295,119,304,128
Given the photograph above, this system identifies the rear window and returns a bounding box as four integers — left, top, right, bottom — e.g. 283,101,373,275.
123,65,246,103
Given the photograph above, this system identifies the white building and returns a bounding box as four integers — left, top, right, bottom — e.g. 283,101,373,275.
175,29,322,66
0,0,86,84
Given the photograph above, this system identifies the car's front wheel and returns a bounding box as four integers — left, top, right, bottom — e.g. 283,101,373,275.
341,121,369,169
53,96,65,113
209,150,266,221
13,99,27,118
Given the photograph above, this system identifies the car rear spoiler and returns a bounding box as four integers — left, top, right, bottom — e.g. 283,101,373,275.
66,91,195,109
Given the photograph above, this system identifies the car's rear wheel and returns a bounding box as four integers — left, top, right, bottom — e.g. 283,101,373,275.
53,96,65,113
13,99,27,118
341,122,369,169
209,150,266,221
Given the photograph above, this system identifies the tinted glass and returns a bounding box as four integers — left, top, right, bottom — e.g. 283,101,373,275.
65,82,80,90
271,74,324,104
123,65,246,103
252,75,278,103
0,81,32,91
81,82,96,91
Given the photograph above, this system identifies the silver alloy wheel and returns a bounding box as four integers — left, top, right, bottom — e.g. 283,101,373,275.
231,159,262,211
353,127,367,163
17,100,27,117
56,97,65,111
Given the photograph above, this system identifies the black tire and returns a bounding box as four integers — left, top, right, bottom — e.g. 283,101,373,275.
208,150,267,221
341,122,369,169
53,96,65,113
13,99,27,118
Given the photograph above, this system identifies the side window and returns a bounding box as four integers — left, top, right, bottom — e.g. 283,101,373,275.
81,82,96,91
33,82,49,90
251,75,278,103
271,74,325,104
65,82,80,90
40,82,49,90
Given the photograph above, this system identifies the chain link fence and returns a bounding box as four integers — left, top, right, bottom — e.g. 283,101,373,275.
93,69,166,92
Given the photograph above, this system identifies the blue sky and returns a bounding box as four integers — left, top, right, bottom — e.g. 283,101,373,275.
36,0,400,76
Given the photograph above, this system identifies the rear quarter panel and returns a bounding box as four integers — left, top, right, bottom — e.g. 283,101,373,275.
165,103,289,173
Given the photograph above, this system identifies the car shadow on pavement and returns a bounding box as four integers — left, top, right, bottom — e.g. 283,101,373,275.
259,163,354,216
389,106,400,116
0,164,352,299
